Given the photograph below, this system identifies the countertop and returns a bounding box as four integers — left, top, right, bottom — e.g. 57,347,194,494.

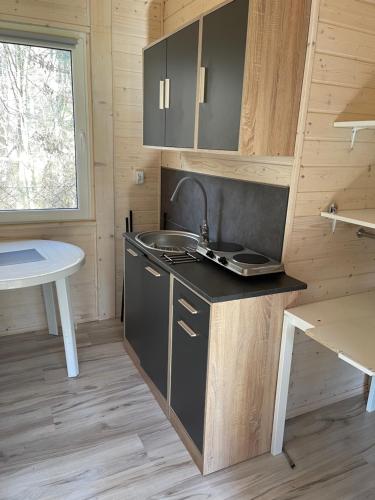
124,233,307,303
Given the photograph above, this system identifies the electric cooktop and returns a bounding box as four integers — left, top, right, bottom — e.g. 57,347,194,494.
196,241,284,277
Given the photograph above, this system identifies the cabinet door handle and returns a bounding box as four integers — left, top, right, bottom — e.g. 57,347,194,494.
145,265,161,278
159,80,165,109
178,298,198,315
126,248,138,257
165,78,170,109
199,67,206,104
177,320,199,337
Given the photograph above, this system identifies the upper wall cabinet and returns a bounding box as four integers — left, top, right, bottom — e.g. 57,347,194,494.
198,0,248,151
143,0,312,156
143,40,166,147
143,22,199,149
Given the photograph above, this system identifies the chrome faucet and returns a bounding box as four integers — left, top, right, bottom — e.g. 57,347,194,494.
170,176,209,246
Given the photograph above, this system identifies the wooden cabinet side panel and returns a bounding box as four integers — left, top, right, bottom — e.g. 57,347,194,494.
239,0,312,156
203,291,299,474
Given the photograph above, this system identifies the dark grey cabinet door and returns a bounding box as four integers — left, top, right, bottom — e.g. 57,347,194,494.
198,0,249,150
171,284,209,453
165,22,199,148
140,260,170,398
124,242,146,360
143,40,166,146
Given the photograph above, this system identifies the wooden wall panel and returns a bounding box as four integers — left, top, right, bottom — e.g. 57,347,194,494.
283,0,375,415
161,151,293,186
112,0,162,314
0,0,89,27
0,0,116,334
91,0,116,321
163,0,375,417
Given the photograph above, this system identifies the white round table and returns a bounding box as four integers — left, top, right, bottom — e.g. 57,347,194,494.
0,240,85,377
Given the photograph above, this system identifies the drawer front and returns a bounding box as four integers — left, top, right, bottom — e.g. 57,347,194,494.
173,280,210,338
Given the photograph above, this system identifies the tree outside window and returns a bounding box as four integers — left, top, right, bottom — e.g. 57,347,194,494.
0,42,78,211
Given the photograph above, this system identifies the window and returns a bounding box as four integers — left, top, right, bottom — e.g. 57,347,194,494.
0,23,91,223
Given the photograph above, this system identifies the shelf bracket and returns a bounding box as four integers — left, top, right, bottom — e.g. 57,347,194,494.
350,127,367,149
328,203,337,233
357,227,375,240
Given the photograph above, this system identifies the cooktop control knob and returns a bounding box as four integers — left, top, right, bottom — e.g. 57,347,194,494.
206,250,215,259
218,256,228,265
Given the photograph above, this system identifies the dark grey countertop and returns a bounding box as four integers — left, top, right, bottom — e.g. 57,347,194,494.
124,233,307,303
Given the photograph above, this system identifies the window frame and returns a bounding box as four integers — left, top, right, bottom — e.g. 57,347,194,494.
0,22,93,224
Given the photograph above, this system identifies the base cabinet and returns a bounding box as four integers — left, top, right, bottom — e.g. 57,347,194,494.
124,242,169,398
171,281,210,452
124,241,299,475
124,242,145,361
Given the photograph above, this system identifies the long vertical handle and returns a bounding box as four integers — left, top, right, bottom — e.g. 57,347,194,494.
165,78,170,109
159,80,165,109
199,67,206,104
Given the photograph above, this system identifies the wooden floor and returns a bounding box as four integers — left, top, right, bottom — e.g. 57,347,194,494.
0,320,374,499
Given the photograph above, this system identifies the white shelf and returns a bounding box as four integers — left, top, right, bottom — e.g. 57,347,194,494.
321,208,375,230
334,120,375,128
334,119,375,148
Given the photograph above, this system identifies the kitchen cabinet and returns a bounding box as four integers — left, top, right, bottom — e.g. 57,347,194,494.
165,22,199,148
140,260,170,398
143,22,199,149
143,40,166,147
198,0,248,150
124,242,145,361
170,280,210,452
124,253,299,474
143,0,311,156
124,242,169,398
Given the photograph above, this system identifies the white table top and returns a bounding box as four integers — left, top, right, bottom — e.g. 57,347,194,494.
285,290,375,376
0,240,85,290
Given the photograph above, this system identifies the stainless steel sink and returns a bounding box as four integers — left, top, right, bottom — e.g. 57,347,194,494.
135,230,199,253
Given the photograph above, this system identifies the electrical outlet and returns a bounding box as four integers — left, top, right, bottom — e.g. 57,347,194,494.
135,169,144,185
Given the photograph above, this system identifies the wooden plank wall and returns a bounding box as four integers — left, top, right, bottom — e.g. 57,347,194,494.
112,0,162,314
0,0,116,334
283,0,375,416
163,0,375,416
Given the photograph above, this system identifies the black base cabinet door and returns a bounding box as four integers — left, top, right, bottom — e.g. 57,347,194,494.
140,261,170,398
171,310,209,452
124,242,146,361
124,243,170,399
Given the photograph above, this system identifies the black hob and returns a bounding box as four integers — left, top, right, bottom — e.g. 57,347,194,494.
209,241,244,252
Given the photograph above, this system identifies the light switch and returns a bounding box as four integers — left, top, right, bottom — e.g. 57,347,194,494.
135,169,144,185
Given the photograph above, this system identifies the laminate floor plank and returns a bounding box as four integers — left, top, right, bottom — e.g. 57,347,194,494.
0,319,374,499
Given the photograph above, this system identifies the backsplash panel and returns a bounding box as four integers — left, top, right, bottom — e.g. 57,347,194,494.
160,167,289,261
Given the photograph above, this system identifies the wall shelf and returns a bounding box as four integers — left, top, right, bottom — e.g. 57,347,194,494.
321,208,375,232
334,120,375,148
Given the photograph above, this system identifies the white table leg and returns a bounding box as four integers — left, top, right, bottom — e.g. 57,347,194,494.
271,314,296,455
367,377,375,412
42,283,58,336
55,277,79,378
